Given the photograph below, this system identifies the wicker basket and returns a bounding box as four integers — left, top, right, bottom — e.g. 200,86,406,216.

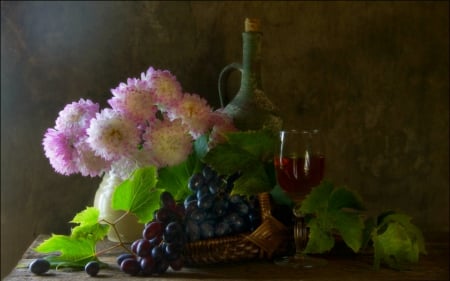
184,192,290,265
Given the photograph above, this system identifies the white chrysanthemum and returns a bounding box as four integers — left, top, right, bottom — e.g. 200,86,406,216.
75,139,111,177
86,108,141,161
42,128,79,175
141,67,183,111
143,119,193,167
109,78,158,124
169,93,213,139
55,99,99,134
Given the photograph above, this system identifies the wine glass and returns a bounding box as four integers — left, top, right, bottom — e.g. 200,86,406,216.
273,129,326,268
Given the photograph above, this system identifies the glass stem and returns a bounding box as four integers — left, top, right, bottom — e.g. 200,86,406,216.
293,215,307,258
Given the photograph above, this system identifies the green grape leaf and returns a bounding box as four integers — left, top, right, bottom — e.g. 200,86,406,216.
372,211,427,270
70,207,109,241
70,206,100,225
299,181,334,215
156,152,200,201
35,235,96,264
373,222,419,270
226,130,277,161
203,143,256,175
34,206,109,268
112,166,161,223
231,164,273,195
304,218,335,253
333,210,364,252
300,181,365,254
329,187,365,211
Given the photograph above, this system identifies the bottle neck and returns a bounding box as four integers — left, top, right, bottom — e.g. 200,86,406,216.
241,32,263,91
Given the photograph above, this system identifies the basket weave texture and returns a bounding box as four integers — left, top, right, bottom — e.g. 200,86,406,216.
184,192,290,265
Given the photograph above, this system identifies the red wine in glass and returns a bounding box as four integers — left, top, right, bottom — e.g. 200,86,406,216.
274,154,325,198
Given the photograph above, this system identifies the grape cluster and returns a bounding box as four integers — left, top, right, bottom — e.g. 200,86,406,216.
118,191,186,276
184,166,261,242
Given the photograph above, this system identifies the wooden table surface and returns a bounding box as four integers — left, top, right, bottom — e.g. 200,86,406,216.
5,234,449,281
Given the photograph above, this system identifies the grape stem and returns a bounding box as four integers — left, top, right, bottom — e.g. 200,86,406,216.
98,216,136,257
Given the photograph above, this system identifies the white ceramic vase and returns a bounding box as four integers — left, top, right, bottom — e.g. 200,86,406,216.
93,172,143,243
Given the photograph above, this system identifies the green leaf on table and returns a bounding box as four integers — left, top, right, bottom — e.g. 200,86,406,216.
35,235,96,267
34,206,108,268
112,166,161,224
372,212,427,270
70,207,109,241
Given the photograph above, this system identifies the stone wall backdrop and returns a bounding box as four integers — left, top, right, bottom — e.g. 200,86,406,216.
1,1,448,278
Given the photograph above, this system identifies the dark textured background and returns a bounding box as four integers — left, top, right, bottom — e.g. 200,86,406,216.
1,1,448,278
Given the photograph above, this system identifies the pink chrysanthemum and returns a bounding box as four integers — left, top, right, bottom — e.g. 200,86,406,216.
86,108,141,161
55,99,99,135
109,77,158,125
75,140,111,177
169,93,213,139
141,67,183,111
143,118,193,167
42,128,79,175
208,109,238,148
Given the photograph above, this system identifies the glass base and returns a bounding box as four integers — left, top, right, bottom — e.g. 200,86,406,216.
274,254,327,269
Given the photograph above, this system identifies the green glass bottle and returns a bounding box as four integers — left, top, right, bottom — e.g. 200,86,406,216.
219,18,282,133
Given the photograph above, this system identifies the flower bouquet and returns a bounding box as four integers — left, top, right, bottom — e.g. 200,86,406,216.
43,67,236,180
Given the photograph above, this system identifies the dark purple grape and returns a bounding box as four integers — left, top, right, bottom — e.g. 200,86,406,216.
155,208,176,224
199,221,215,239
143,221,163,240
170,257,184,271
136,239,152,257
29,258,50,275
197,194,214,209
117,253,135,266
215,221,232,237
164,222,183,243
140,256,155,275
231,215,246,232
84,261,100,277
185,220,200,242
202,165,215,182
154,258,170,274
160,191,176,209
190,208,206,222
184,194,197,208
130,239,139,254
213,198,229,217
184,199,198,215
188,173,204,192
236,202,250,216
149,236,162,247
151,244,164,261
196,185,210,200
230,194,244,205
120,258,141,276
174,203,185,219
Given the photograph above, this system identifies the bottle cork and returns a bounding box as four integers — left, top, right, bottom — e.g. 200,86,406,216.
245,18,261,32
